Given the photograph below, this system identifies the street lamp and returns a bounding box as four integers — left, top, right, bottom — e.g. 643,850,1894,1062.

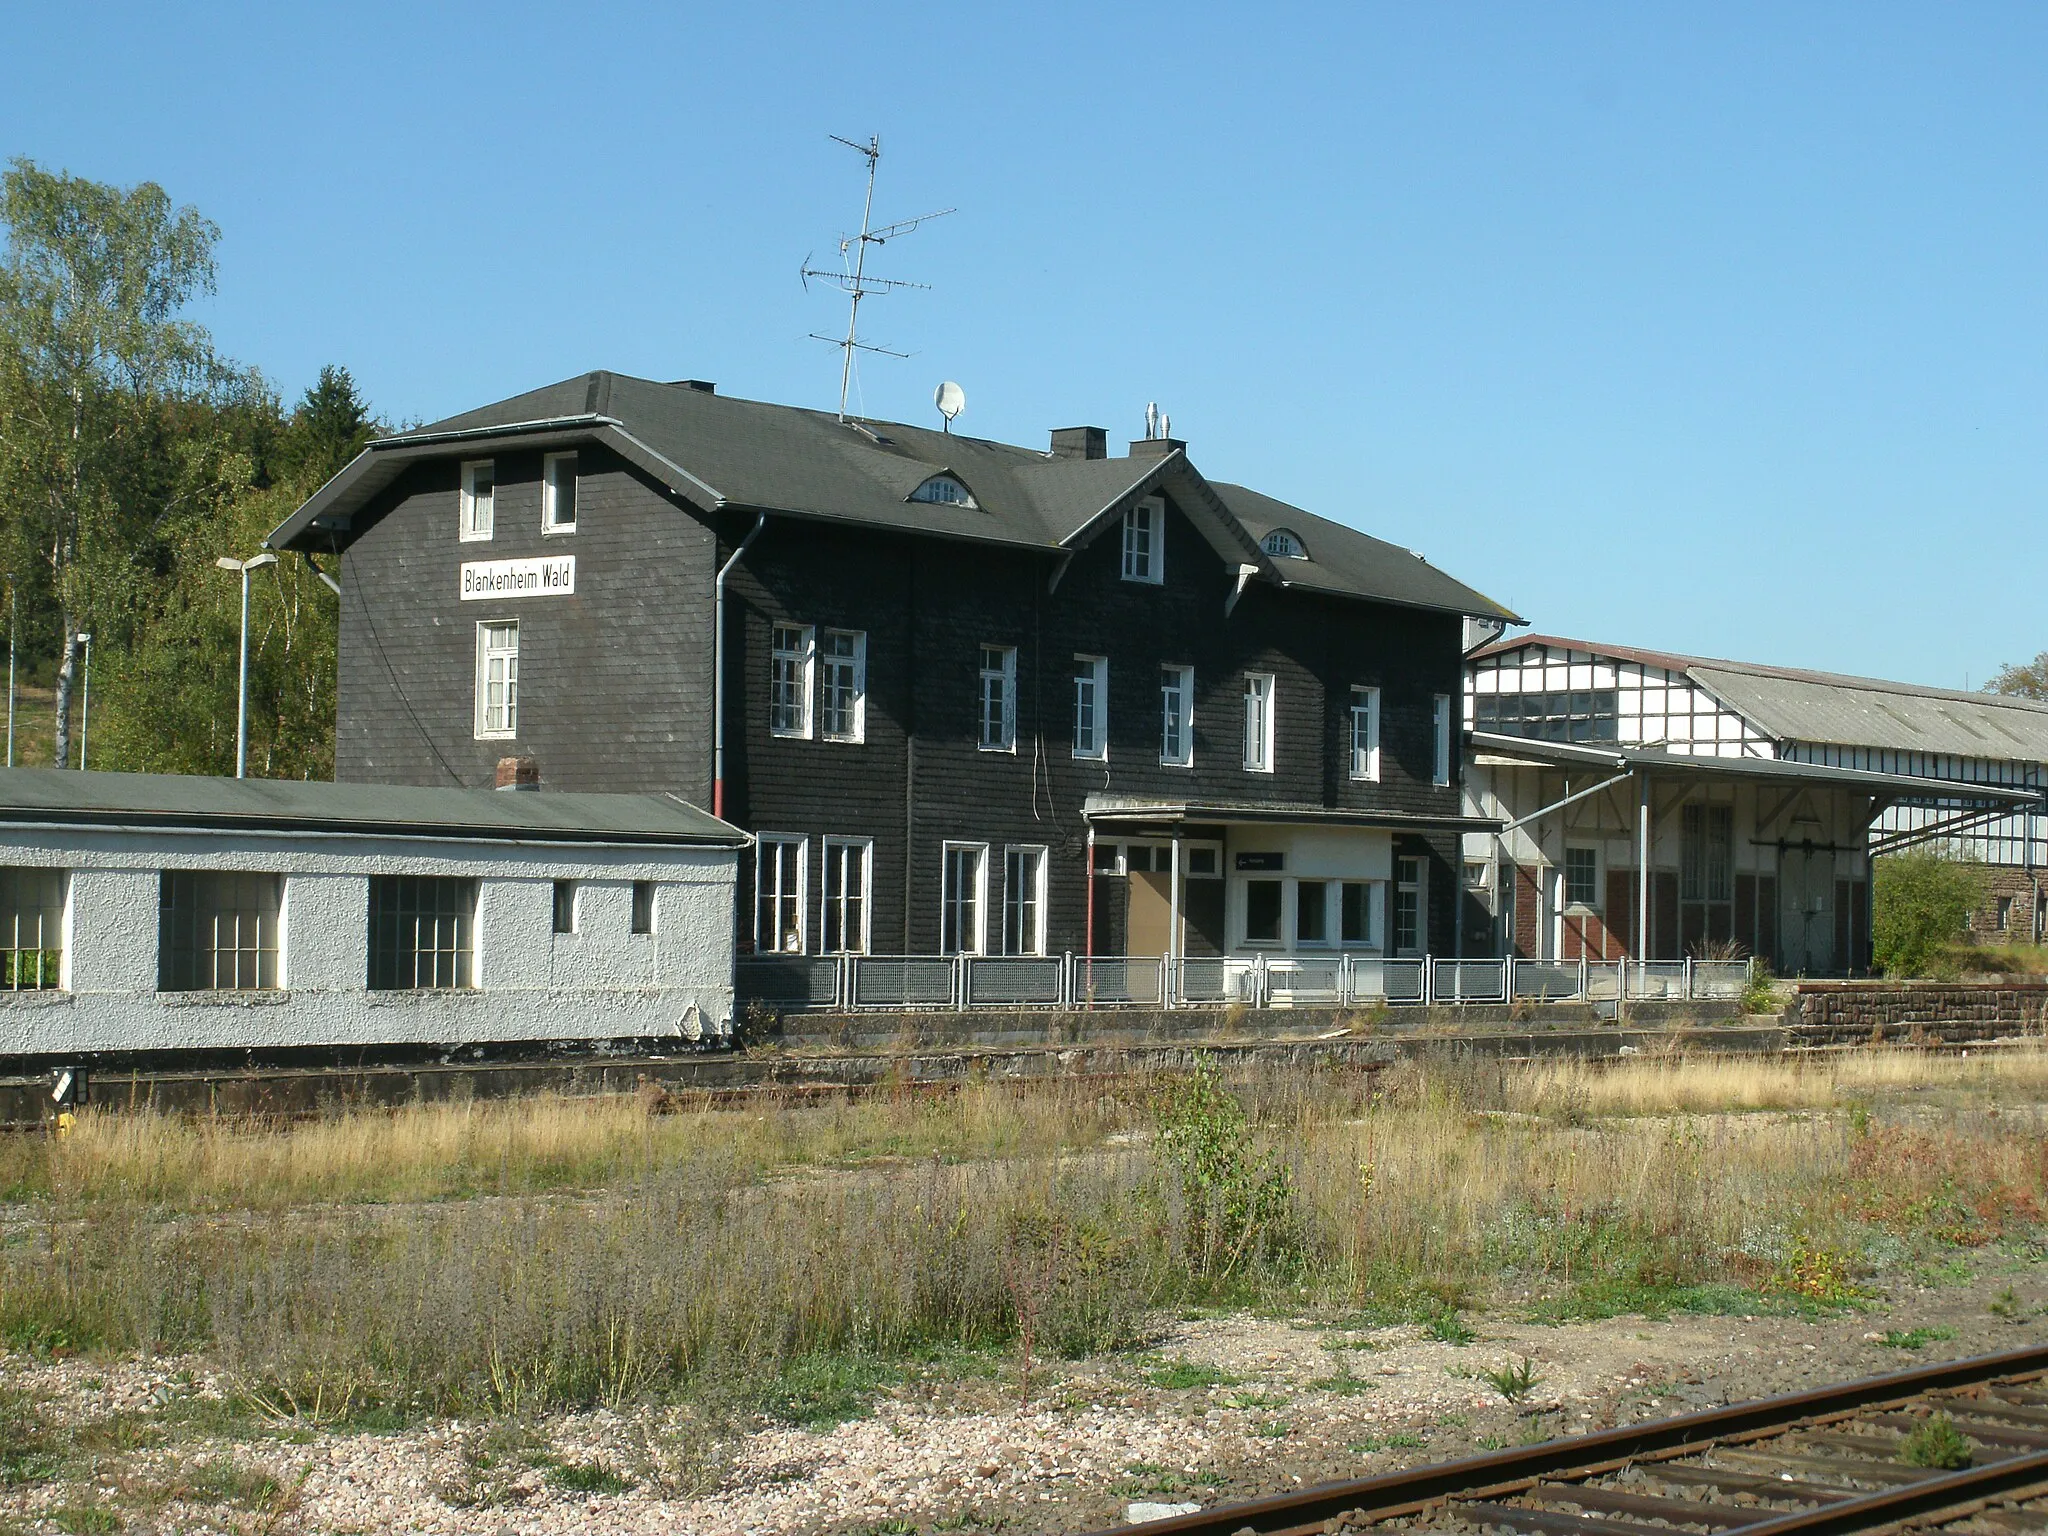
215,551,278,778
5,573,16,770
74,633,91,771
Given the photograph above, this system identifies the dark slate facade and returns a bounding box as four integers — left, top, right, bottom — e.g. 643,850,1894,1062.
278,373,1516,962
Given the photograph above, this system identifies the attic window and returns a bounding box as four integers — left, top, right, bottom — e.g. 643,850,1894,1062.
908,474,976,508
1261,529,1307,559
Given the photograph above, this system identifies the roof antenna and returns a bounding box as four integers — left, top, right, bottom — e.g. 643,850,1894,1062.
801,135,954,423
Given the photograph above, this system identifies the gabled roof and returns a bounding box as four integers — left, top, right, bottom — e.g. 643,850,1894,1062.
1475,634,2048,765
267,372,1519,622
0,768,749,846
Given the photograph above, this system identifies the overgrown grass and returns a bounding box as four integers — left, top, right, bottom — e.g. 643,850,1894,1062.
0,1049,2044,1430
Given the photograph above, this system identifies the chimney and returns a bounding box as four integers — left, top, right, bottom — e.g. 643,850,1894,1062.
1127,435,1186,460
1050,426,1108,461
495,756,540,791
671,379,717,394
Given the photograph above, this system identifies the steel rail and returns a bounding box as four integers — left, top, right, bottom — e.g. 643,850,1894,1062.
1080,1340,2048,1536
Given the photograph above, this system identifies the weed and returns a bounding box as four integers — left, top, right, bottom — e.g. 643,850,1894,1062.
546,1459,634,1494
1877,1328,1957,1349
763,1354,899,1430
47,1506,118,1535
1222,1389,1290,1411
1482,1356,1544,1402
1425,1309,1475,1346
1768,1240,1861,1306
1991,1287,2024,1320
1898,1413,1973,1470
1310,1364,1376,1397
1145,1358,1241,1391
1478,1433,1509,1450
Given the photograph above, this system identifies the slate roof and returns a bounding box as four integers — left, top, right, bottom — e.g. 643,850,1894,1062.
1476,634,2048,765
268,372,1519,622
0,769,748,846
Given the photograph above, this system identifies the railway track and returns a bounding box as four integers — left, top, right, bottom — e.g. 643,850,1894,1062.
1091,1343,2048,1536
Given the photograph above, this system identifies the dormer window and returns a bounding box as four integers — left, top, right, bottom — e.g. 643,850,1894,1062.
908,474,976,508
1261,529,1307,559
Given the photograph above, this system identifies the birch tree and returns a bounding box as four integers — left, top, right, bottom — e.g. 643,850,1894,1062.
0,159,220,766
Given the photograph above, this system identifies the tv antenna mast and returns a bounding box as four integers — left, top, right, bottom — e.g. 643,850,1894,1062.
801,135,953,421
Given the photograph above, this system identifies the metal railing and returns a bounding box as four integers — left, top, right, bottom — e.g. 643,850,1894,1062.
736,952,1755,1013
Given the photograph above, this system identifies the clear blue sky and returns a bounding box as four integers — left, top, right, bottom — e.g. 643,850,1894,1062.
7,3,2043,689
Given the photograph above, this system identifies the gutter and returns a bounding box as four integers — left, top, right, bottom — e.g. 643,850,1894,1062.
713,513,770,819
0,816,748,851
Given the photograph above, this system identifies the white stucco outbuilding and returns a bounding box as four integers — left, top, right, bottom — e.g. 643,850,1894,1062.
0,769,747,1060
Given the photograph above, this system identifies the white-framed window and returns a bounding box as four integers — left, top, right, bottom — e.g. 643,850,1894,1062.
1160,664,1194,767
941,842,988,956
1349,686,1381,781
551,879,578,934
474,620,518,739
820,837,871,954
755,834,807,954
1339,880,1379,947
770,624,815,738
1003,845,1047,956
542,451,577,533
980,645,1017,752
1243,878,1283,945
1260,528,1307,559
1073,655,1108,760
1393,855,1424,956
1432,693,1453,786
1564,845,1600,909
459,459,495,541
1242,672,1275,772
820,629,866,743
1121,496,1163,583
909,474,976,507
1296,880,1330,946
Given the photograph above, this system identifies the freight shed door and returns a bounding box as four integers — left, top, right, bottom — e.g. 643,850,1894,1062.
1778,848,1835,976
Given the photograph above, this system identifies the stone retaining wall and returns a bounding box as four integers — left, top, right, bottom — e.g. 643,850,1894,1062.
1790,980,2048,1045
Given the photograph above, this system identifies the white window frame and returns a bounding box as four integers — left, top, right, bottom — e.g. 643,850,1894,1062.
541,451,577,534
1294,879,1333,947
1563,844,1602,911
1393,855,1425,957
940,841,990,956
755,834,808,954
1121,497,1164,584
1432,693,1453,786
1073,655,1108,760
819,629,866,743
1002,844,1049,956
1243,671,1275,773
1338,879,1381,949
459,459,495,541
1349,686,1381,782
979,644,1017,752
819,837,872,955
770,624,816,739
474,620,519,739
1160,664,1194,768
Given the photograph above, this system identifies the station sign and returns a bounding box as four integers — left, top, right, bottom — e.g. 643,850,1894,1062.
1235,851,1284,871
459,556,576,600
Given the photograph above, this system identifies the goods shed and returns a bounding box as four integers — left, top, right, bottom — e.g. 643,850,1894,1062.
0,767,747,1062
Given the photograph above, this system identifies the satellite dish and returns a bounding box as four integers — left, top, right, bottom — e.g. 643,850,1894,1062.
934,380,966,429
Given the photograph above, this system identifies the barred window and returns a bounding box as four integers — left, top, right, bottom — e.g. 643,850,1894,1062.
159,872,282,991
0,868,64,990
368,876,476,990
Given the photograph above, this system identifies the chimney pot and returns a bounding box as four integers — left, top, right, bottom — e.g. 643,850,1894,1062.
671,379,717,394
1050,426,1108,461
495,756,541,791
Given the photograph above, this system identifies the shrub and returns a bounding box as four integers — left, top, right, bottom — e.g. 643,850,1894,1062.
1874,851,1986,978
1898,1412,1972,1469
1150,1064,1296,1284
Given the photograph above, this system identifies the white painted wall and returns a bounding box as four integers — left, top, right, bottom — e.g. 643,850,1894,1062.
0,823,737,1056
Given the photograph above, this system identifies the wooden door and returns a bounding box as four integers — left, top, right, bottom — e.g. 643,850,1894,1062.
1127,870,1173,957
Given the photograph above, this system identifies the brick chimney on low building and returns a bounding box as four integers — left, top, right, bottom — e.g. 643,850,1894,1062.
495,756,540,791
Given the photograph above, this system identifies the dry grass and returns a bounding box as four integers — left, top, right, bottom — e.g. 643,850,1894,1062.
2,1047,2045,1422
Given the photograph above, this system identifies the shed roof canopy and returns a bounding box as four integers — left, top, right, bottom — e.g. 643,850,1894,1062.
0,769,748,846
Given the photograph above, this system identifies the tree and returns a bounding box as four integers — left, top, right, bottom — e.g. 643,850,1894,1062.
1986,653,2048,703
0,158,222,767
1872,849,1986,977
277,364,375,487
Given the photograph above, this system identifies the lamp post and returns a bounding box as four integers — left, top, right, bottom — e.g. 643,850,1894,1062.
5,573,15,770
74,633,92,770
215,551,278,778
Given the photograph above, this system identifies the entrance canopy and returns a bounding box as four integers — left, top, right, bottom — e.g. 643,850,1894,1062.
1082,793,1501,834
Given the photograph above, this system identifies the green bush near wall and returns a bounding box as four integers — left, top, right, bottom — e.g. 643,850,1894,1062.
1873,851,1986,978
